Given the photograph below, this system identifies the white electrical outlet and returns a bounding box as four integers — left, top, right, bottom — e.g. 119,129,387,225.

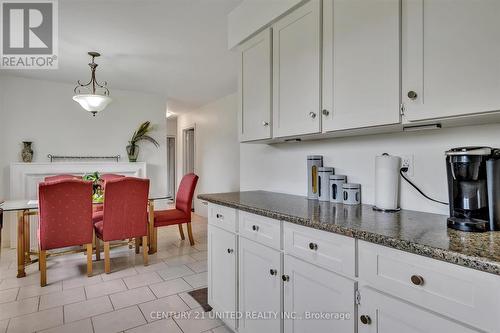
401,155,414,176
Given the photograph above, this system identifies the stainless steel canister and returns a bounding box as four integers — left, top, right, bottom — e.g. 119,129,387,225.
307,155,323,199
330,175,347,203
318,167,334,202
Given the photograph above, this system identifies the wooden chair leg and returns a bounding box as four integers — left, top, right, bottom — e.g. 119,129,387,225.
153,227,158,253
187,222,195,246
86,243,93,277
39,250,47,287
178,224,185,240
104,241,110,274
142,235,148,266
95,237,101,261
135,237,140,254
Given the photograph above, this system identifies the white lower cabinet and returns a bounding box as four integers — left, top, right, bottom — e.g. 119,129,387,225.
283,254,355,333
207,224,237,331
357,287,480,333
238,237,281,333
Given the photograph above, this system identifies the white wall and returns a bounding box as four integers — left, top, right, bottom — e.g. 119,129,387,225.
241,123,500,215
0,75,168,198
176,93,240,217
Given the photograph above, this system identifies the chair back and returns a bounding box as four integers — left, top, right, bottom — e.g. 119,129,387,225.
100,173,125,185
44,174,81,182
176,173,199,214
38,179,93,250
101,177,150,241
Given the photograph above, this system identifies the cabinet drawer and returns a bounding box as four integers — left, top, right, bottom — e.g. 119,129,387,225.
208,204,237,233
358,241,500,333
284,223,355,277
239,211,281,250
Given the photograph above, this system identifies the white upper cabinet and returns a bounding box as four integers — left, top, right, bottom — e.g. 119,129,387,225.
402,0,500,122
272,0,322,138
322,0,401,132
238,29,272,142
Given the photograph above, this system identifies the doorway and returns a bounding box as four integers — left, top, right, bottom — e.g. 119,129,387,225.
166,136,176,199
183,127,195,175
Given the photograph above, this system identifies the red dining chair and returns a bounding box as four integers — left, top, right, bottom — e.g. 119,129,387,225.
38,179,93,287
152,173,199,250
93,177,150,273
44,174,81,182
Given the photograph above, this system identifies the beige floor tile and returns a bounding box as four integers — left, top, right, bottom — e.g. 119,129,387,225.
38,318,93,333
0,297,39,320
123,272,162,289
0,319,8,333
39,287,86,310
7,306,63,333
92,306,147,333
0,288,18,304
101,267,138,282
125,318,182,333
156,265,195,281
109,286,155,309
186,260,207,273
0,274,40,290
178,292,202,309
85,279,127,299
172,308,222,333
189,251,207,261
183,272,207,289
134,261,169,274
17,282,62,299
62,274,103,290
193,243,207,251
163,255,197,266
64,296,113,323
139,295,190,322
149,278,192,299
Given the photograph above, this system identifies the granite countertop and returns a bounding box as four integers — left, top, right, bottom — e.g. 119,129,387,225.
198,191,500,276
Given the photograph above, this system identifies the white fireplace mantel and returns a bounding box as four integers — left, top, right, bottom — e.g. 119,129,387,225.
6,162,147,248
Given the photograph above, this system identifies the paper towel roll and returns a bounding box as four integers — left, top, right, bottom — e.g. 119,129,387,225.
375,154,401,210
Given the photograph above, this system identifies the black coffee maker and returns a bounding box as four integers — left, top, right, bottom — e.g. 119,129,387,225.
446,147,500,232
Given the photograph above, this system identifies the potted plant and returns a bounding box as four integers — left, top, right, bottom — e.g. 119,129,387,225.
83,172,104,203
127,121,159,162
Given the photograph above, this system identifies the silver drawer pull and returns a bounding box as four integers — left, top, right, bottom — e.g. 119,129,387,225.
360,315,371,325
411,275,424,286
309,242,318,251
216,213,223,219
269,269,277,276
282,274,290,282
252,225,259,232
227,248,234,254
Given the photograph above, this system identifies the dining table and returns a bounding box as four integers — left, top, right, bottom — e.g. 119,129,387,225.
0,196,172,278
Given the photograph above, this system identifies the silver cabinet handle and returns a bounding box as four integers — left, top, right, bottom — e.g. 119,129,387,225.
216,213,223,219
322,109,330,116
227,248,234,254
252,225,259,232
407,91,418,100
309,242,318,251
360,315,372,325
262,121,269,126
309,112,317,119
270,269,278,276
411,275,424,286
282,274,290,282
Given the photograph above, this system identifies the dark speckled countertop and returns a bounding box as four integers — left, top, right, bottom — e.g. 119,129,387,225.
198,191,500,276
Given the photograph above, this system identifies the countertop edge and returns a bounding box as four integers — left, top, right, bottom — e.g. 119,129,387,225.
198,195,500,276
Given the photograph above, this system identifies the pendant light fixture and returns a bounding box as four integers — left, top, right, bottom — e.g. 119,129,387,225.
73,52,112,116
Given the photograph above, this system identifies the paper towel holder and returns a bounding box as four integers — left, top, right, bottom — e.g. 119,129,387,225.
373,153,401,213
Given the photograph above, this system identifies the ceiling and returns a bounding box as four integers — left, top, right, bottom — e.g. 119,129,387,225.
0,0,242,111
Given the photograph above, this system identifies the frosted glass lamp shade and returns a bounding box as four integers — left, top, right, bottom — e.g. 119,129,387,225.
73,94,112,114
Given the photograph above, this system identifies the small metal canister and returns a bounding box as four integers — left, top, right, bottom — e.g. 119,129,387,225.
307,155,323,200
330,175,347,203
318,167,334,201
343,183,361,205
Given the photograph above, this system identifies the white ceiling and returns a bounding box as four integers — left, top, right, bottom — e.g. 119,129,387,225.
0,0,242,111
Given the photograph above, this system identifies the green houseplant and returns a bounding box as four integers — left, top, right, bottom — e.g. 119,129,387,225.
127,121,159,162
82,171,104,203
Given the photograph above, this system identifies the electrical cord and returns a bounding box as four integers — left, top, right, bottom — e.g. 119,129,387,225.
400,167,449,205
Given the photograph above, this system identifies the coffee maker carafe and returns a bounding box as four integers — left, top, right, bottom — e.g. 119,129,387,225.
446,147,500,232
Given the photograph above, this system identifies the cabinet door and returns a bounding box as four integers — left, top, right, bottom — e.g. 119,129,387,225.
207,225,237,330
322,0,400,132
358,287,480,333
273,0,321,138
238,237,281,333
239,29,272,142
402,0,500,121
283,255,355,333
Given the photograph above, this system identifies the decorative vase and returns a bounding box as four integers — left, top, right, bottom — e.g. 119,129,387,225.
126,143,139,162
21,141,33,163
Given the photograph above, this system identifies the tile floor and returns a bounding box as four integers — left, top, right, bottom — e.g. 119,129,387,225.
0,214,233,333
